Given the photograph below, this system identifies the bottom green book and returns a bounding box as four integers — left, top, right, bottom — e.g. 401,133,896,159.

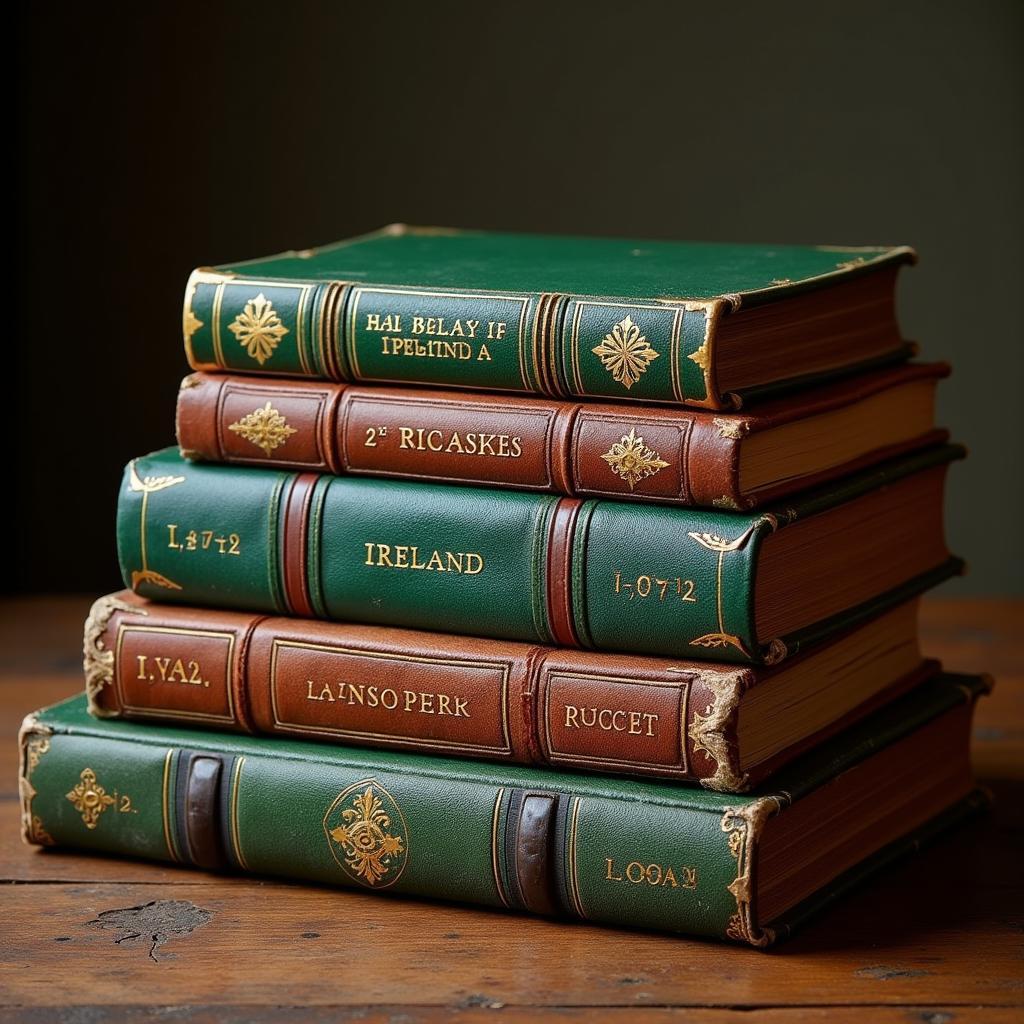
20,675,989,946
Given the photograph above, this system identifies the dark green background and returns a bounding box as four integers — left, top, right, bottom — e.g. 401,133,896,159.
13,1,1022,594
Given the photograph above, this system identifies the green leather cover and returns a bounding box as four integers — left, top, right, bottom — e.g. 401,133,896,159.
184,226,913,406
19,675,987,945
116,446,962,664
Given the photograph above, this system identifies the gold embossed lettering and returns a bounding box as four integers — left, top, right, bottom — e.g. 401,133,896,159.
562,704,659,737
166,524,241,557
305,680,472,718
613,572,697,603
393,428,524,458
366,313,402,333
604,858,698,890
363,543,484,575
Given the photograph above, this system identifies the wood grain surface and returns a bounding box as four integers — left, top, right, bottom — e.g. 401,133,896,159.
1,595,1021,1022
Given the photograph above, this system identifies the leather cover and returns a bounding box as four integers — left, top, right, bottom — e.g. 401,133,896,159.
115,445,963,664
182,225,915,410
176,363,948,510
20,677,988,946
83,590,938,792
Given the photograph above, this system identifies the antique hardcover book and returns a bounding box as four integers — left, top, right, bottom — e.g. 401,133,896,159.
20,676,989,946
182,225,916,411
176,363,947,511
85,591,931,792
116,444,962,664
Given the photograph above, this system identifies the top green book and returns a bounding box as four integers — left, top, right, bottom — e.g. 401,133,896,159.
184,225,915,410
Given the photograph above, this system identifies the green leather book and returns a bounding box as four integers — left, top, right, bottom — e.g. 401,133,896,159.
117,444,962,664
20,676,988,946
183,226,914,410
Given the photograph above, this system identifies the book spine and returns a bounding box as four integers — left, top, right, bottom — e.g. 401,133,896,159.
85,593,755,790
116,448,772,663
176,372,744,507
20,712,751,942
183,269,726,407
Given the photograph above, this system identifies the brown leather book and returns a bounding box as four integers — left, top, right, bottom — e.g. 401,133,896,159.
176,362,947,509
86,591,933,793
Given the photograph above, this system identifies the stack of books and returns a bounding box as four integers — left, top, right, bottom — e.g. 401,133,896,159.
20,227,991,946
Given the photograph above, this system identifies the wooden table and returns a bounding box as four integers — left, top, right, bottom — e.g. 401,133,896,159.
1,597,1021,1022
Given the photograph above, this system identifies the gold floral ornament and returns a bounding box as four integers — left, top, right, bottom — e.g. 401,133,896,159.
688,339,710,374
324,781,408,888
66,767,115,829
228,402,298,456
183,307,204,345
600,428,670,491
127,462,185,592
227,292,290,365
592,316,660,389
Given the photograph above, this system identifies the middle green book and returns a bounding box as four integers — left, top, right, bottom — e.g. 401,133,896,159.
117,445,961,665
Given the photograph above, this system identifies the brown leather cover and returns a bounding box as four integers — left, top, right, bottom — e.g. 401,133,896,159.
176,363,949,509
86,591,936,792
509,793,559,916
183,755,225,871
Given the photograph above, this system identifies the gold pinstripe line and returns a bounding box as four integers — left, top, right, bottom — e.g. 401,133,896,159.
229,756,249,870
491,788,509,907
161,749,179,862
211,282,227,366
568,797,586,919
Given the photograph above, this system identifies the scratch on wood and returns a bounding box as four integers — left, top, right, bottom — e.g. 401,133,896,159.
854,964,933,980
87,899,212,962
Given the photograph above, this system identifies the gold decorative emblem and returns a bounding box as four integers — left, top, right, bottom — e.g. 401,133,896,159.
600,428,670,491
66,767,115,829
19,717,56,846
323,780,408,888
228,401,298,456
183,308,204,343
591,316,660,389
713,417,748,441
227,292,290,365
182,276,204,351
721,797,785,946
688,339,711,374
127,463,185,592
685,520,775,657
83,594,140,716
